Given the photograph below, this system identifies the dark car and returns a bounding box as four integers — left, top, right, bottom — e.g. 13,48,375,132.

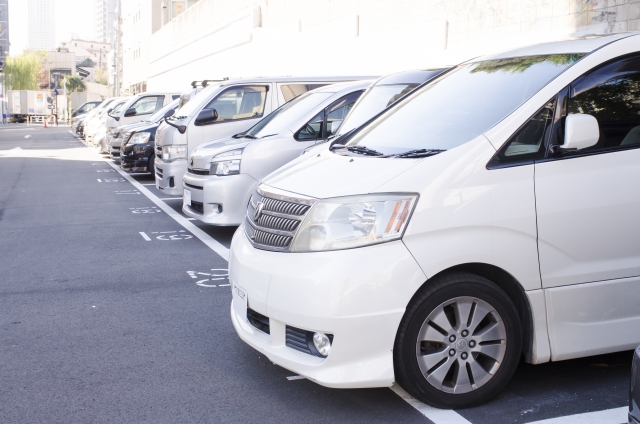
631,345,640,423
120,122,161,173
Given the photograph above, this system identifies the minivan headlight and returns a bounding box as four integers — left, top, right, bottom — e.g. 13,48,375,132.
210,148,243,176
129,132,151,144
290,194,418,252
162,145,187,162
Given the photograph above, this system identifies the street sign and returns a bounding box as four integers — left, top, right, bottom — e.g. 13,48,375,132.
47,105,55,109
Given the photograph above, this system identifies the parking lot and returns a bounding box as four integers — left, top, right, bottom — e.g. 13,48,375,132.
0,125,632,423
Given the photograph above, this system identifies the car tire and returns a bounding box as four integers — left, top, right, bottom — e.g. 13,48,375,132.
394,271,522,409
148,155,155,175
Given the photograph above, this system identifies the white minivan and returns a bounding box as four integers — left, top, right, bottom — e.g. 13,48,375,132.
229,33,640,408
182,80,372,225
153,76,375,195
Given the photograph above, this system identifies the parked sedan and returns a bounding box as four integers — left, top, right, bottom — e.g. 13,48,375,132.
631,345,640,424
110,99,180,163
120,100,180,174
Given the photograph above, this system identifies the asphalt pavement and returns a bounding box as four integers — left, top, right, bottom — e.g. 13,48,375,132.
0,125,632,424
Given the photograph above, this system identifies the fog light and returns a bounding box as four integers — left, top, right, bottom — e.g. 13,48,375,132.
312,332,331,357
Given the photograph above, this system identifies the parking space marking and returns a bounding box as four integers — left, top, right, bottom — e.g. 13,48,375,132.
141,183,156,186
524,407,627,424
151,230,193,241
97,169,115,173
186,269,230,287
158,197,183,200
139,232,152,241
114,190,140,195
390,385,471,424
130,207,161,214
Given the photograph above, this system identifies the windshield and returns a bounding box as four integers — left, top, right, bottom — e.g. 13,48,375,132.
244,92,333,137
346,54,584,155
149,99,179,122
173,84,221,119
338,84,419,135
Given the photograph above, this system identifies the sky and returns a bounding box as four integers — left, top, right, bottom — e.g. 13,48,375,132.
8,0,96,56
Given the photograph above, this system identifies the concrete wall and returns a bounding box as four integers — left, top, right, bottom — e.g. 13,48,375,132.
121,0,154,94
144,0,640,92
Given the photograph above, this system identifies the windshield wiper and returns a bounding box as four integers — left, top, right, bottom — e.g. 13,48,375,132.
330,144,384,156
390,149,446,158
242,134,258,139
232,132,245,139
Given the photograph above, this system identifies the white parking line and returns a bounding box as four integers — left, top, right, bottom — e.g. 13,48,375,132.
524,406,627,424
390,385,472,424
139,232,152,241
107,161,230,260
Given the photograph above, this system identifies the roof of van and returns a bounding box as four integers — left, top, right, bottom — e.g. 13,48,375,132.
217,76,378,86
311,79,374,93
478,32,638,61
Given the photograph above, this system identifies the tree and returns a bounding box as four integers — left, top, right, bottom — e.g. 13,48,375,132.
5,51,48,90
78,58,95,67
96,67,109,85
63,75,86,93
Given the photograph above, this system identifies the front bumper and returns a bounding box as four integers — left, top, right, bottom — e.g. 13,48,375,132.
229,229,427,388
121,143,153,173
182,172,257,226
154,156,187,196
109,138,122,161
631,345,640,424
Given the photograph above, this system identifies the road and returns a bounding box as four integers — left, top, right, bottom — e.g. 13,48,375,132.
0,125,631,424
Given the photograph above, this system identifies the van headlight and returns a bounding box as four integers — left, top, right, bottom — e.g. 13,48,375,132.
162,145,187,162
290,194,418,252
128,132,151,144
210,148,242,176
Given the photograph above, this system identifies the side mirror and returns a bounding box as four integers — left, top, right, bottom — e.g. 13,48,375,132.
562,114,599,151
124,107,137,117
164,108,175,118
330,120,343,135
195,108,218,126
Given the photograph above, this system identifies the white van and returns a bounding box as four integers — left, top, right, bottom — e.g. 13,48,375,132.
229,34,640,408
105,93,178,147
182,80,372,225
153,76,375,195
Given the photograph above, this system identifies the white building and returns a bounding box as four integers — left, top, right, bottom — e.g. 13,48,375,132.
95,0,118,45
64,39,111,67
141,0,640,92
27,0,55,51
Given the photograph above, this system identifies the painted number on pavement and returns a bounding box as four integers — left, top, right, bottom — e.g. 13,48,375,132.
187,269,230,288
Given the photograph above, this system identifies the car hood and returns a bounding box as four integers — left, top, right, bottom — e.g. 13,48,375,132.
189,136,250,169
263,149,423,199
117,120,155,134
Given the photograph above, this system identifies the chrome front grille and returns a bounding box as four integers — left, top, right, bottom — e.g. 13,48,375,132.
243,185,316,252
256,214,300,232
261,197,310,216
245,224,292,248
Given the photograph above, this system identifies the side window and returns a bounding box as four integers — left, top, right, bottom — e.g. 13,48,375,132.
204,85,268,122
326,91,363,134
281,84,328,102
488,98,555,167
297,110,324,140
131,96,164,115
86,103,97,112
77,104,89,114
567,55,640,151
